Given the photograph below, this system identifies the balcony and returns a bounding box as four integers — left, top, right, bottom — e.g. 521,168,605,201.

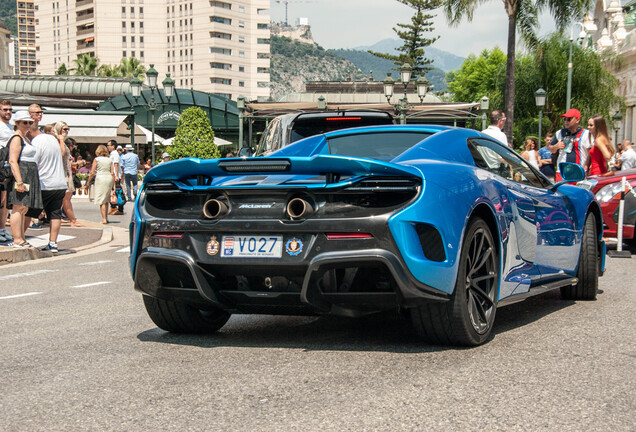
76,11,94,22
76,27,95,36
76,0,93,8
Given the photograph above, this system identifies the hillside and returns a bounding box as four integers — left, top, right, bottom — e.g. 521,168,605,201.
328,48,448,92
0,0,17,35
354,39,466,72
269,35,364,100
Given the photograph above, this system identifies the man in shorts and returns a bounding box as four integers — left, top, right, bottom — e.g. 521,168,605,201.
32,123,67,253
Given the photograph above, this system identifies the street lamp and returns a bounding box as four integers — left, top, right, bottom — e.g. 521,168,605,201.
566,19,596,111
535,88,546,148
416,76,428,103
129,64,174,165
480,96,489,130
383,64,424,124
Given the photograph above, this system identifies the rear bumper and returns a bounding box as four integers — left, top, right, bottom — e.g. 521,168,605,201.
134,245,450,317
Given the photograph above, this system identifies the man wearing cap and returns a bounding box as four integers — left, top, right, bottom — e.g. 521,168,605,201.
161,152,170,163
119,144,140,201
549,108,592,181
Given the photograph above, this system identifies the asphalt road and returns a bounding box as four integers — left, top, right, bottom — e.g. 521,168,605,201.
0,213,634,431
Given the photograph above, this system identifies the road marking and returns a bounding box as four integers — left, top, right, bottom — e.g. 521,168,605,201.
26,234,75,248
0,292,42,300
0,269,58,281
116,247,129,253
78,260,114,266
71,281,112,288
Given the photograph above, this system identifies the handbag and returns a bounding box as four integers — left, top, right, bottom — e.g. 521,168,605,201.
72,174,82,189
110,190,118,205
0,135,25,186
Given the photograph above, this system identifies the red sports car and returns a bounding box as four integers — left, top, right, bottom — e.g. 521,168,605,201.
578,169,636,240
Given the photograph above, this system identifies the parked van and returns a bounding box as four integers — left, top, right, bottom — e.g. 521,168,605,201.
243,110,394,157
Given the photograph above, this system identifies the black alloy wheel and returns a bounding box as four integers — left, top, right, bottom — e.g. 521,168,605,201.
410,217,499,346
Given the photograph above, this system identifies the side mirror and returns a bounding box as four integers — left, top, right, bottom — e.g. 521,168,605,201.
238,147,253,158
551,162,586,191
559,162,585,182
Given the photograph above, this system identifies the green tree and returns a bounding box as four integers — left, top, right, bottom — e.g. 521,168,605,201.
369,0,441,76
441,0,593,142
168,107,220,160
117,57,146,78
446,47,507,109
55,63,69,75
446,33,623,148
71,54,99,75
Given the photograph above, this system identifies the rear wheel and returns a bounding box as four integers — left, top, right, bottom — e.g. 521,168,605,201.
142,295,231,334
410,217,499,346
561,213,598,300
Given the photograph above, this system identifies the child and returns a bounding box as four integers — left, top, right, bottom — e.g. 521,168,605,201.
109,180,126,215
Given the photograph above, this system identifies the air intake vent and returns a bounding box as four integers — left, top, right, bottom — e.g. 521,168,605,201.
415,223,446,262
146,181,179,194
346,178,420,192
218,159,291,172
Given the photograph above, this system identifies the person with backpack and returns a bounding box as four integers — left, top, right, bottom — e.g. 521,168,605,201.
6,111,43,248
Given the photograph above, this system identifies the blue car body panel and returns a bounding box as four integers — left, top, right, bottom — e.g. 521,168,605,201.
130,125,603,312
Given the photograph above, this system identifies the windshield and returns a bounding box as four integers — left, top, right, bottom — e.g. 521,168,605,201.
290,115,393,143
327,131,433,161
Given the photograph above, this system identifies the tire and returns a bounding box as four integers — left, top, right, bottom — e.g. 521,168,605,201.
561,213,598,300
410,217,499,346
142,295,231,334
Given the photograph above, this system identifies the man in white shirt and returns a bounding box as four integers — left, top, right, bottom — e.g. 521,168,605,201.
619,139,636,170
107,139,120,182
32,131,68,253
481,110,509,147
0,99,14,243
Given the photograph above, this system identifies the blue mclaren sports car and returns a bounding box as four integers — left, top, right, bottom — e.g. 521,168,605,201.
130,125,605,346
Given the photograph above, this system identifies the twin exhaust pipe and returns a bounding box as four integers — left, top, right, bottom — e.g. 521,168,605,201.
202,197,314,220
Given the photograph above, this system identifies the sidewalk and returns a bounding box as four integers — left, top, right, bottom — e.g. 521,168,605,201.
0,219,113,265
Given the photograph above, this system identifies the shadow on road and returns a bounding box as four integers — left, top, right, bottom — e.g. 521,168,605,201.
137,290,579,352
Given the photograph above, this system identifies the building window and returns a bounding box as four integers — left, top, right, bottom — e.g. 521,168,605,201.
210,77,231,85
210,31,231,40
238,81,245,87
131,50,135,57
131,36,135,44
257,52,270,59
257,67,269,73
123,50,127,57
257,38,270,44
122,36,126,44
210,47,231,55
238,21,245,28
239,51,245,57
238,66,244,72
122,21,126,28
210,62,231,70
210,1,231,9
257,82,268,88
238,36,245,43
140,51,144,58
257,23,268,30
210,16,231,25
238,6,245,13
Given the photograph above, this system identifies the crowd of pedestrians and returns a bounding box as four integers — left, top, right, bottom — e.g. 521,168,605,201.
483,106,633,180
0,99,152,253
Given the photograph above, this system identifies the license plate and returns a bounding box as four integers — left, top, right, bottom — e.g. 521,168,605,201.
220,235,283,258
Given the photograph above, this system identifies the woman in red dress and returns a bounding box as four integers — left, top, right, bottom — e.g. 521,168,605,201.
585,115,614,176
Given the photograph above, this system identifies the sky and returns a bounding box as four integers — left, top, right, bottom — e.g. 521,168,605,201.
269,0,558,58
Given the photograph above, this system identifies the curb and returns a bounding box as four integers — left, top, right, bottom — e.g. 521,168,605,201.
0,221,114,265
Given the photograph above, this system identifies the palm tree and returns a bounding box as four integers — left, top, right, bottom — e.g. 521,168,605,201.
71,54,99,76
442,0,593,142
118,57,146,79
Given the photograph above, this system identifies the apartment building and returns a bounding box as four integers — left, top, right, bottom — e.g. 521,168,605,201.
35,0,270,101
17,0,38,74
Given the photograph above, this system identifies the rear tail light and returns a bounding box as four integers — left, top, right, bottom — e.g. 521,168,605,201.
326,233,373,240
151,232,184,239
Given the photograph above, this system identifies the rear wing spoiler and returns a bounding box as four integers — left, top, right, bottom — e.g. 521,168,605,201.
144,155,422,185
